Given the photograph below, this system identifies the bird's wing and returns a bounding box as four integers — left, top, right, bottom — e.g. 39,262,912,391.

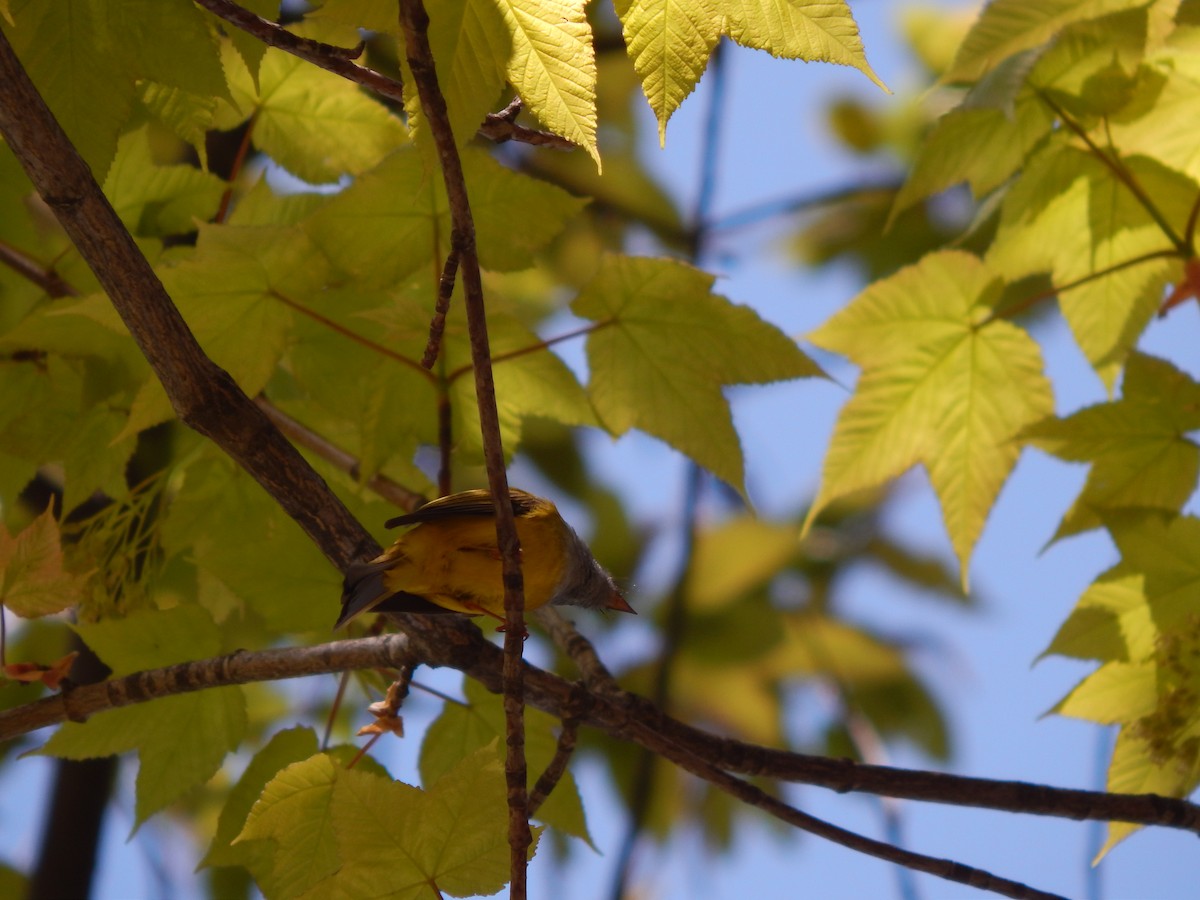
384,488,542,528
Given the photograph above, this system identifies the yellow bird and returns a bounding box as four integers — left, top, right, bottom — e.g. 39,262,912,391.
336,488,633,629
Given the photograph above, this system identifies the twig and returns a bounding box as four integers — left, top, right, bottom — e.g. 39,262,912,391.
0,238,76,298
532,607,618,692
196,0,575,151
213,115,257,224
271,290,437,381
445,319,615,383
397,2,531,894
647,734,1066,900
611,465,703,899
1036,90,1187,253
981,247,1181,324
254,397,427,513
195,0,404,103
422,247,459,369
528,714,579,818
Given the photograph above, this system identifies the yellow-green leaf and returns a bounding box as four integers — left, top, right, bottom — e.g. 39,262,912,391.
720,0,886,91
217,32,406,184
202,726,320,872
804,250,1053,583
235,753,343,898
1026,353,1200,539
572,256,824,494
494,0,599,166
988,144,1189,389
420,678,592,846
944,0,1150,84
39,607,246,824
615,0,721,144
242,746,524,899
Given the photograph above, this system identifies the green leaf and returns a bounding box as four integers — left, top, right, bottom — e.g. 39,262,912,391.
419,0,510,148
720,0,887,92
944,0,1150,84
615,0,721,144
202,726,320,872
241,746,524,899
307,146,585,286
39,607,247,825
1108,66,1200,184
0,502,85,617
123,222,320,437
217,31,407,184
234,753,343,899
216,0,282,87
493,0,600,166
573,256,823,494
161,455,341,633
988,144,1189,388
420,678,592,846
103,126,225,236
1026,353,1200,539
5,0,138,179
803,250,1053,583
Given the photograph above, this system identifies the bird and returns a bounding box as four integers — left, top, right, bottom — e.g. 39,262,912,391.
336,488,634,629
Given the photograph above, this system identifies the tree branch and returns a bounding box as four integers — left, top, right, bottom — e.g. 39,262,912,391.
195,0,575,150
397,2,531,893
0,635,413,738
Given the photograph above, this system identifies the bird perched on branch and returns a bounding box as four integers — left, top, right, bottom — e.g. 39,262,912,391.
336,488,634,629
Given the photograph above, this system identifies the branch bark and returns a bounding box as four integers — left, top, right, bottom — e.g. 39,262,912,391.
397,1,531,892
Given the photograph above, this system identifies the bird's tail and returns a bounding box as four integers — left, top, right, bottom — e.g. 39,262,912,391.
335,561,391,629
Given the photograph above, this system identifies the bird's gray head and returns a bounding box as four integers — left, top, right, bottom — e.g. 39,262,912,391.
552,529,633,613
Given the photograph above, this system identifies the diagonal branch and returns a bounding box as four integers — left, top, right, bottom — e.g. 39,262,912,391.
194,0,574,150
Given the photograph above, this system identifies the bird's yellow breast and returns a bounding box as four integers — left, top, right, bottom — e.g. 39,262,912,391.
378,504,569,618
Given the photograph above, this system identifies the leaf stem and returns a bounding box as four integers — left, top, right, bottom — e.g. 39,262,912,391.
1037,90,1188,253
982,247,1181,324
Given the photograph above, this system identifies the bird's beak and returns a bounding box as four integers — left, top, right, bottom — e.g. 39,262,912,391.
607,591,636,614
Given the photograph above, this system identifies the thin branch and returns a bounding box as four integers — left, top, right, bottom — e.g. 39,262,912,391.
195,0,574,151
253,397,427,512
611,465,703,899
0,635,412,737
195,0,405,104
397,3,531,895
213,115,257,224
527,713,579,818
0,238,76,298
650,736,1066,900
422,247,459,370
1037,90,1187,253
532,607,619,692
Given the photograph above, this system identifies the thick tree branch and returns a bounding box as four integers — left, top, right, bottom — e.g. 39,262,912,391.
397,1,531,892
0,636,413,738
